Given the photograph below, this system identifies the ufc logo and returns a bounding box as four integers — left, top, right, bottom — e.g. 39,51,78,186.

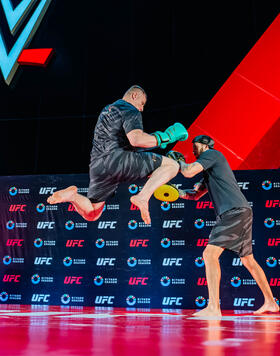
233,298,255,307
64,276,83,284
238,182,250,190
163,220,183,228
3,274,20,282
162,258,183,266
95,296,114,305
37,222,55,229
6,239,23,246
66,240,84,247
31,294,50,303
128,277,148,285
197,239,209,246
34,257,52,265
130,239,149,247
9,204,26,212
268,238,280,246
269,278,280,286
266,200,280,208
232,258,243,266
162,297,183,306
197,277,207,286
130,203,139,210
97,221,117,229
96,258,116,266
68,204,76,211
39,187,56,194
196,201,214,209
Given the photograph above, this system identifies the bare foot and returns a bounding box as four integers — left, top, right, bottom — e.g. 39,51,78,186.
193,307,222,317
254,301,279,314
130,195,151,225
47,186,78,205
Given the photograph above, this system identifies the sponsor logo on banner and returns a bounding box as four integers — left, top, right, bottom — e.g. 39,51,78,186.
195,257,205,267
162,258,183,266
231,276,242,287
98,221,117,229
103,204,120,210
39,187,57,195
63,257,86,266
31,274,53,284
237,182,250,190
262,180,280,190
161,202,171,211
64,276,83,285
6,239,24,246
233,298,255,307
95,296,115,305
160,276,185,286
96,258,116,266
270,278,280,286
3,274,21,282
268,238,280,246
162,220,183,229
194,219,204,229
31,294,50,303
36,203,57,212
162,297,183,306
93,276,118,286
66,240,84,247
195,296,207,307
37,221,55,229
128,277,148,285
128,184,139,194
126,295,150,306
9,187,30,196
128,220,151,229
2,256,24,265
34,257,53,265
6,220,27,229
127,257,151,267
264,218,280,228
130,239,149,247
9,204,26,212
196,201,214,209
65,220,87,230
266,256,279,267
61,294,84,305
95,238,118,248
0,292,21,302
34,238,56,248
266,200,280,208
160,238,185,248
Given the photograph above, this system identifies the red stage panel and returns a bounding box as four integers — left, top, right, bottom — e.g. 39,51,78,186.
175,14,280,169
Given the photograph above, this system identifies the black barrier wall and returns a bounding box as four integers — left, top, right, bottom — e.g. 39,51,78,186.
0,170,279,310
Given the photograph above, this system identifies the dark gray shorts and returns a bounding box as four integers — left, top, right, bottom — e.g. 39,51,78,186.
87,150,163,203
208,207,253,257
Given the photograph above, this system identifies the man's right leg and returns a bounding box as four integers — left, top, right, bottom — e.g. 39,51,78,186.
130,156,179,224
193,244,224,317
47,186,105,221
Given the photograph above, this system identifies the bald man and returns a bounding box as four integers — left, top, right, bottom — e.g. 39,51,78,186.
47,85,187,224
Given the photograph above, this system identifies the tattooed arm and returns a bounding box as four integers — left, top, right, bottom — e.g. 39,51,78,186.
178,181,208,201
179,161,204,178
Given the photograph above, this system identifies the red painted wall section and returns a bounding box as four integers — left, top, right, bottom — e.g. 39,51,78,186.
175,14,280,169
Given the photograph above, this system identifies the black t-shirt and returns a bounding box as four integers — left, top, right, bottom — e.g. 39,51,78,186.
196,149,250,216
91,99,143,158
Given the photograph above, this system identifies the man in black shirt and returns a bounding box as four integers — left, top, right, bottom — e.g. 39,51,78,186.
179,135,279,317
47,85,187,224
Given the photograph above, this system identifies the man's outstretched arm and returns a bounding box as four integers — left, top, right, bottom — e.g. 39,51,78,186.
179,181,208,201
126,129,158,148
179,161,204,178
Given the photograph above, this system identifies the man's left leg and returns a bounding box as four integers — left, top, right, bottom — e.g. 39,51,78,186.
193,244,224,317
241,254,279,314
131,156,179,224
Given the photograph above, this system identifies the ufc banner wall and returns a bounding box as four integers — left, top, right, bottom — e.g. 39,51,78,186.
0,170,279,310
